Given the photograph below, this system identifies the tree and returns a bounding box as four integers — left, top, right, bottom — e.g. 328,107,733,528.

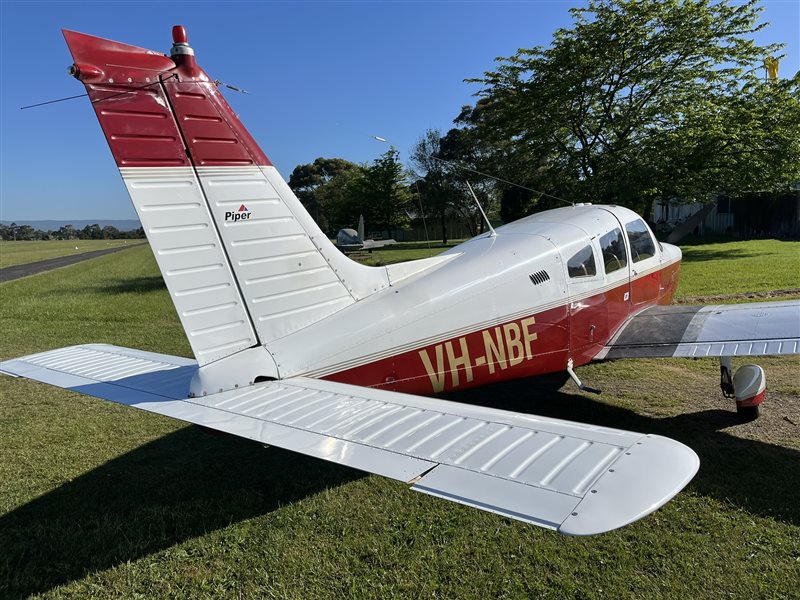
57,224,78,240
464,0,800,217
102,225,121,239
437,127,501,235
6,223,19,241
288,157,359,233
81,224,102,240
409,129,459,243
14,225,36,241
356,147,412,235
410,128,500,239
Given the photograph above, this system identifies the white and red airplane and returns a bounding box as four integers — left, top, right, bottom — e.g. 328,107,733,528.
3,26,798,536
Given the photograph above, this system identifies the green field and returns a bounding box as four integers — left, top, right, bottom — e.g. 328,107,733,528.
677,238,800,299
0,239,138,269
1,240,799,599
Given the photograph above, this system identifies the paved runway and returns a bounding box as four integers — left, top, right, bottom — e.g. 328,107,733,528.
0,243,146,283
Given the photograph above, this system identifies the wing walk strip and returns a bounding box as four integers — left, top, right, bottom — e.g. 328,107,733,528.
598,300,800,360
0,343,699,536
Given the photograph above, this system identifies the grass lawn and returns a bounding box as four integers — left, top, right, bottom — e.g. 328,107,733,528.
677,238,800,299
0,240,798,599
0,239,139,269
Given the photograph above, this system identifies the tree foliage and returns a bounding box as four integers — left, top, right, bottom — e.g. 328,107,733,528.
0,223,144,241
463,0,800,218
290,149,412,237
409,128,499,240
352,147,412,235
409,129,459,243
288,157,360,233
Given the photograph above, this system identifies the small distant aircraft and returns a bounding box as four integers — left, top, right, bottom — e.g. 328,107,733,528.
3,26,798,536
336,216,397,253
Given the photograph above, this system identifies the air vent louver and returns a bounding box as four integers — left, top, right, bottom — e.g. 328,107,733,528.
529,270,550,286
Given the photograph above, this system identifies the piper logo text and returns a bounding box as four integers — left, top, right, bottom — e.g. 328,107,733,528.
225,204,251,222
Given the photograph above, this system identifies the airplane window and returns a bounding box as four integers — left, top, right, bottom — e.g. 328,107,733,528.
567,245,597,278
599,228,628,273
626,219,656,263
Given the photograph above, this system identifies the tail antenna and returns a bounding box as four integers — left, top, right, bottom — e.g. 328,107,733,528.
465,179,496,238
214,80,250,94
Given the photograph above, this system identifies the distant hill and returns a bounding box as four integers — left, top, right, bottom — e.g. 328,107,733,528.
0,219,141,232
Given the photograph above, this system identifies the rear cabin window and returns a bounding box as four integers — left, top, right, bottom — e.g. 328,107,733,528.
626,219,656,263
599,228,628,273
567,245,597,278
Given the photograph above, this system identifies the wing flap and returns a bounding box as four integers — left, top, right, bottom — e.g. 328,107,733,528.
1,344,699,535
598,300,800,360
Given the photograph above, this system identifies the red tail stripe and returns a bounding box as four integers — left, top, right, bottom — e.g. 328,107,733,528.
63,28,272,168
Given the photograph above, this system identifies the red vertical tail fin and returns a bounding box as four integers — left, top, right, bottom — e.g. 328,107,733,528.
63,26,393,368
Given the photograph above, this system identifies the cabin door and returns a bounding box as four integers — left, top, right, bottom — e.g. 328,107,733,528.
597,219,634,338
563,240,608,363
622,218,662,306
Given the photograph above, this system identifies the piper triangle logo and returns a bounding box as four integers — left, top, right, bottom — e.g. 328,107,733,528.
225,203,252,222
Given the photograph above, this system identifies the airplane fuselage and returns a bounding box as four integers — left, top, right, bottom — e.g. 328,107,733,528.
269,204,681,395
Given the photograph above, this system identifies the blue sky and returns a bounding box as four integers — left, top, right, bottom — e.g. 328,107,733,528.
1,1,798,221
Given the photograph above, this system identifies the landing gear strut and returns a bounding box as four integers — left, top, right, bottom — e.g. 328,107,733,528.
567,358,602,395
720,356,766,421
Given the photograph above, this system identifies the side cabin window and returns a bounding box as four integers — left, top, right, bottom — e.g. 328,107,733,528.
599,228,627,273
567,245,597,278
625,219,656,263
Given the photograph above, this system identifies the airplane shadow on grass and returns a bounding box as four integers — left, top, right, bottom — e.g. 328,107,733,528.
0,427,364,599
1,376,798,598
679,249,761,263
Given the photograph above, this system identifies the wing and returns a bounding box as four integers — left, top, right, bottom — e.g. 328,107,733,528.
597,299,800,360
0,344,698,536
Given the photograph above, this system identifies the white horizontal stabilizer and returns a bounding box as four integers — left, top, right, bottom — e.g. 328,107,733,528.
1,344,699,535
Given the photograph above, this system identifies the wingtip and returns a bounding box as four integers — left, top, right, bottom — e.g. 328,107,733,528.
558,435,700,536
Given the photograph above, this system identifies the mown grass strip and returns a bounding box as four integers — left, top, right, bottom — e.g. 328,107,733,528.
0,239,139,269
